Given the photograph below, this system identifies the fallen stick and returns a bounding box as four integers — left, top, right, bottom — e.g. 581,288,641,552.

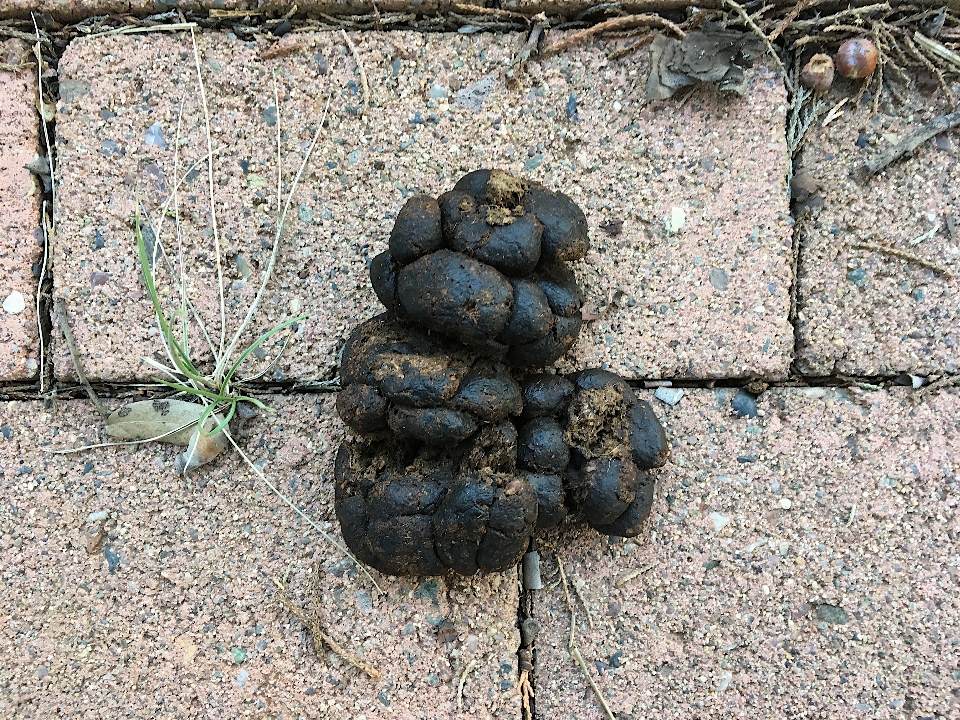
862,110,960,176
542,14,686,57
272,576,381,679
852,242,954,280
56,298,109,419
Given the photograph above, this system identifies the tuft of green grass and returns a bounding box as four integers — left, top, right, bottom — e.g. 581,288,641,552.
135,205,305,439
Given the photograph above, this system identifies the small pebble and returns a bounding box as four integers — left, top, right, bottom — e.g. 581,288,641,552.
654,387,684,406
3,291,26,314
779,498,792,510
710,512,730,532
731,389,758,418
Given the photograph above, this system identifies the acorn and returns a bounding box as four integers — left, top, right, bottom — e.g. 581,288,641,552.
800,53,835,92
836,38,878,79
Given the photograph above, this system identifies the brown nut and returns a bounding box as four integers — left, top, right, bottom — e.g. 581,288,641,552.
836,38,878,79
800,53,835,92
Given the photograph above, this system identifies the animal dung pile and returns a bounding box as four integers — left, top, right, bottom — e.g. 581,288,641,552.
334,170,669,576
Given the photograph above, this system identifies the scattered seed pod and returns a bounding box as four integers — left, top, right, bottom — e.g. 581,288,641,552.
800,53,835,92
835,38,878,79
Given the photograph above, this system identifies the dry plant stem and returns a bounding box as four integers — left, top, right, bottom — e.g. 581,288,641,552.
768,0,822,42
223,430,383,593
556,554,574,612
900,31,957,109
36,206,50,393
853,242,954,279
790,2,891,32
190,27,227,367
271,576,381,679
32,17,54,394
568,614,616,720
862,110,960,176
542,14,686,57
913,31,960,71
571,572,595,629
556,555,615,719
217,93,333,378
518,669,534,720
820,97,849,127
615,563,654,587
723,0,794,94
41,420,209,454
452,2,529,20
55,298,109,420
340,30,369,112
88,22,198,39
457,660,477,711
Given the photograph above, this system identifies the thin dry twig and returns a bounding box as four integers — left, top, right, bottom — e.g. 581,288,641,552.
913,31,960,73
188,27,227,366
452,2,530,21
340,29,370,112
556,555,614,720
225,432,383,593
768,0,822,42
862,110,960,176
724,0,794,94
87,21,198,38
542,14,686,57
55,298,109,420
272,574,381,680
457,659,477,711
570,571,595,629
568,614,616,720
853,242,954,280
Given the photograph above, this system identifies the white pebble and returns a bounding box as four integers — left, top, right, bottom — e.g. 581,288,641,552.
654,387,684,406
3,291,25,315
779,498,792,510
665,206,685,234
710,512,730,532
87,510,109,523
716,670,732,693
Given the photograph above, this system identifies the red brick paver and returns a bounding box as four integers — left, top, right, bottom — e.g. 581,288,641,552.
0,397,520,719
535,387,960,719
54,30,791,383
795,98,959,377
0,43,42,381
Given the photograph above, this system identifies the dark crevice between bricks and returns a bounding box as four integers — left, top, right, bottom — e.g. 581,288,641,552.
517,542,537,720
36,61,59,396
4,370,960,404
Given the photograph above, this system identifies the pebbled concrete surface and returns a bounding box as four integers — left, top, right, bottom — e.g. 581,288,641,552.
53,29,791,384
0,397,520,719
534,387,960,719
0,42,43,381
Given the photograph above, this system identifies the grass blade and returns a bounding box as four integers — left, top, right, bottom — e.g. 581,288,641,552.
224,313,308,385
